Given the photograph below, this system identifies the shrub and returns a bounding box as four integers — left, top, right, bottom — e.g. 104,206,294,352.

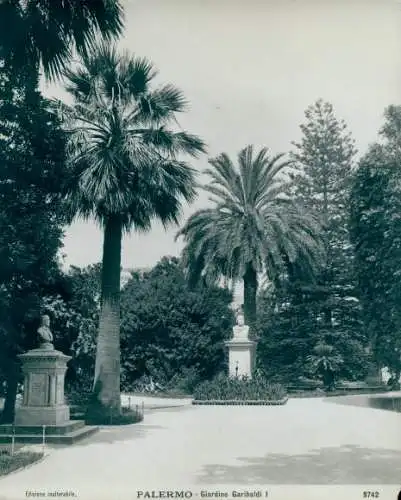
65,383,92,408
0,451,44,476
364,374,385,386
305,342,344,390
85,406,144,426
193,373,286,401
166,367,201,395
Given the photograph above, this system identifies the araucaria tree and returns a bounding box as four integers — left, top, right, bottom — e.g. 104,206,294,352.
58,43,205,418
290,99,366,377
177,145,323,328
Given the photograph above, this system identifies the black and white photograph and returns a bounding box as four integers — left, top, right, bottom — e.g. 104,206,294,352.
0,1,400,499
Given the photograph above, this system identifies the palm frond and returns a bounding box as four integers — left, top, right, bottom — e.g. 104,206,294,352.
134,129,206,158
0,0,124,80
178,145,324,288
61,43,204,233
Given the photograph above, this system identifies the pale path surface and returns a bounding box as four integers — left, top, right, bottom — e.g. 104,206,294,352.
0,397,401,500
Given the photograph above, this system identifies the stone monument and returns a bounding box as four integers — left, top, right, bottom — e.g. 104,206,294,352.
225,308,257,379
0,315,98,444
14,315,71,426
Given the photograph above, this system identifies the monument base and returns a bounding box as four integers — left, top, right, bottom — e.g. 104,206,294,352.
14,404,70,426
225,339,257,379
0,420,98,445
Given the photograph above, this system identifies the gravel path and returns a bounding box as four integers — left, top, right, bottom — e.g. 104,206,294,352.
0,397,400,499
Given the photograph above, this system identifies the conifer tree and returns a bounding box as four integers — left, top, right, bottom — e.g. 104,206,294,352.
286,99,365,380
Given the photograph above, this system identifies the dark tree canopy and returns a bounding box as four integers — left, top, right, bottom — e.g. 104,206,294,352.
350,105,401,377
119,257,234,388
0,63,68,421
0,0,124,79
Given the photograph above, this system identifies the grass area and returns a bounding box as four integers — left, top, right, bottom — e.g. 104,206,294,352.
0,450,44,476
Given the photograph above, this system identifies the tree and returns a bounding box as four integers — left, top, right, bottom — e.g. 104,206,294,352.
0,64,67,422
58,43,206,418
305,342,343,390
255,273,369,383
290,99,365,367
0,0,124,79
119,257,234,390
41,264,101,390
350,105,401,380
177,145,323,327
291,99,356,228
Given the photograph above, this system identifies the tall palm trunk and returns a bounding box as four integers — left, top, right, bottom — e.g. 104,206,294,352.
90,214,122,417
243,264,258,329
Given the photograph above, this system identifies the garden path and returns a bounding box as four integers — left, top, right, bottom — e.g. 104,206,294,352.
0,396,400,500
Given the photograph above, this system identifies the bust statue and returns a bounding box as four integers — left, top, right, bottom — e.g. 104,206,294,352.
232,311,249,340
37,314,54,349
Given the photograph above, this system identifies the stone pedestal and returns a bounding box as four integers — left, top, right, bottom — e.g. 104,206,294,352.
14,347,71,426
225,339,257,379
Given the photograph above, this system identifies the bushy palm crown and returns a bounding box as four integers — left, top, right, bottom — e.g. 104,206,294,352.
177,145,324,286
56,43,206,231
0,0,124,79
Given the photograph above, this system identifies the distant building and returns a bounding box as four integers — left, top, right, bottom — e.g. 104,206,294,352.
231,280,244,306
120,267,151,289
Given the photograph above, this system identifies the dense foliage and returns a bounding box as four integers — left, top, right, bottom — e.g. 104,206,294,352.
68,257,234,394
119,257,234,391
350,106,401,381
43,264,101,391
256,281,369,384
0,64,67,422
0,0,123,79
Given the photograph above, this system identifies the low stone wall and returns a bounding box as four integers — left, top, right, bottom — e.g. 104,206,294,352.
192,397,288,406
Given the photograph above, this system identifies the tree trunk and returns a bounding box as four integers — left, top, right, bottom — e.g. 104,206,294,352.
89,215,122,419
243,265,258,328
0,362,19,424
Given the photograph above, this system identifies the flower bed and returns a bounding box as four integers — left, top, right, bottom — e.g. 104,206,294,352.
0,450,44,476
192,398,288,405
192,373,287,405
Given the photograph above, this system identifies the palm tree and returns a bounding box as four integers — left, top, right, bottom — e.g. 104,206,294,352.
57,43,206,418
0,0,124,79
176,145,324,327
306,342,343,391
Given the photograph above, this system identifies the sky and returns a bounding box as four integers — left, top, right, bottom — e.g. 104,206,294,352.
42,0,401,271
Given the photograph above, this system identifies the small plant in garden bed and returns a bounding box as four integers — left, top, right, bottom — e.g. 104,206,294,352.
192,373,286,402
0,450,44,476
